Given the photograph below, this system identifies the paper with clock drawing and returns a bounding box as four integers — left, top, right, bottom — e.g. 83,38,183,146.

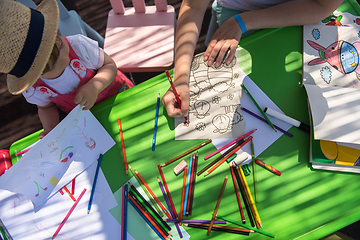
0,104,115,210
175,49,246,140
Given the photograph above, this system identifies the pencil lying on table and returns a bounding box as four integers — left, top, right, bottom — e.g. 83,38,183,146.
185,223,253,235
118,118,128,175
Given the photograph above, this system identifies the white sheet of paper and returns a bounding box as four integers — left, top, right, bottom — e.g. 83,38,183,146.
0,162,120,240
110,177,190,240
212,75,292,158
175,50,246,140
0,105,116,210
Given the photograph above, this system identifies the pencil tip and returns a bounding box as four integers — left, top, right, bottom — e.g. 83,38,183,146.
273,127,277,132
87,210,90,214
126,170,128,175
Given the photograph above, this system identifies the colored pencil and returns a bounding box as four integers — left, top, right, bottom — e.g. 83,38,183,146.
230,163,246,223
52,188,87,239
165,219,226,224
132,167,169,218
186,153,195,215
129,191,169,238
240,107,293,137
180,167,187,225
87,154,103,214
197,138,247,176
157,165,178,219
128,196,167,240
183,154,192,216
186,223,252,235
204,129,257,160
232,163,255,227
161,139,212,167
152,93,160,151
165,70,189,124
251,139,258,202
15,148,30,156
157,178,183,238
129,184,171,231
58,189,64,195
188,151,198,215
255,159,282,176
216,215,275,238
62,185,75,202
121,184,128,240
118,118,128,175
207,175,228,235
204,136,252,176
0,219,10,240
71,177,75,195
237,165,262,228
241,83,276,132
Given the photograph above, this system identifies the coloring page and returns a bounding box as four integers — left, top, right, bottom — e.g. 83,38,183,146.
175,49,246,140
0,105,115,210
315,10,360,27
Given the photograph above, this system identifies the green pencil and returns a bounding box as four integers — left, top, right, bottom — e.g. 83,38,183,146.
241,83,276,132
216,214,275,238
251,139,258,202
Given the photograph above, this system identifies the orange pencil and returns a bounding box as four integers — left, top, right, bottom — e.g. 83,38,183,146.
118,118,128,175
204,136,252,176
157,165,178,219
62,185,76,202
179,167,187,226
207,175,228,235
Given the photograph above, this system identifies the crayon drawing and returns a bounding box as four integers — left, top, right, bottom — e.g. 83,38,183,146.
0,105,115,210
175,49,246,140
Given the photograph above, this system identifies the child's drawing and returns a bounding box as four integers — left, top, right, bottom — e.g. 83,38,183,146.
175,49,246,140
0,105,115,210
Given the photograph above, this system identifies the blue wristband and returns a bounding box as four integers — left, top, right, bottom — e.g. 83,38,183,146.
234,14,247,33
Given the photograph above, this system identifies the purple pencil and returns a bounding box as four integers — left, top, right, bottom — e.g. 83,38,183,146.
157,177,183,238
165,219,227,224
241,107,293,137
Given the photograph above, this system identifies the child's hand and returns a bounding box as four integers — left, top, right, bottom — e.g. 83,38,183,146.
74,83,99,110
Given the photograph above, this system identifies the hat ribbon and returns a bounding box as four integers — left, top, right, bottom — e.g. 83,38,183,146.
9,8,45,78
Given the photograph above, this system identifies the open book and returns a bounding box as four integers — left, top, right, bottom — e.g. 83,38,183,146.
303,11,360,172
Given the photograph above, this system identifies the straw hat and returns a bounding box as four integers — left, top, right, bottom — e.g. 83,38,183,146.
0,0,59,95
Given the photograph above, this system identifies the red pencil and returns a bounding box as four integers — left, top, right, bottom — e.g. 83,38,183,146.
230,164,246,223
179,167,187,226
157,165,178,219
52,188,87,239
118,118,128,175
165,70,189,124
71,177,75,195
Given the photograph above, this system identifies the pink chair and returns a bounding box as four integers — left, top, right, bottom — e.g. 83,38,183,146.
104,0,175,72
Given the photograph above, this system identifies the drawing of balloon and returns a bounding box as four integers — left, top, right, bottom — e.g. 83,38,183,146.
49,176,59,187
320,66,332,84
212,114,231,134
34,181,47,197
224,104,243,125
191,100,211,119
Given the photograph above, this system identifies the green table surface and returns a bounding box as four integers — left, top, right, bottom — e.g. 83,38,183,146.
9,1,360,239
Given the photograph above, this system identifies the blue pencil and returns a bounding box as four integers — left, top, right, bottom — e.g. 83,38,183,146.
183,154,192,215
87,154,103,214
128,197,166,240
121,184,128,240
152,93,160,151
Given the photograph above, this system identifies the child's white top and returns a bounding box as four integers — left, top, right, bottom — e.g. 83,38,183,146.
216,0,291,11
22,34,105,107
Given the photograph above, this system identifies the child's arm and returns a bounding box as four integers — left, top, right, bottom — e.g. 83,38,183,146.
37,102,59,139
74,52,117,110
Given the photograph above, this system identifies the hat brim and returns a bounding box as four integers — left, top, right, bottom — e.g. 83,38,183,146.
7,0,60,95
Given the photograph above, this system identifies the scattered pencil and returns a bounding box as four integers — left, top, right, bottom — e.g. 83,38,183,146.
186,222,253,235
183,154,192,216
161,139,212,167
71,177,75,195
121,184,128,240
255,159,282,176
118,118,128,175
152,93,160,151
188,151,198,215
52,188,87,239
87,154,102,214
165,219,226,224
207,175,228,235
62,185,75,202
180,167,187,225
157,165,178,219
230,163,246,223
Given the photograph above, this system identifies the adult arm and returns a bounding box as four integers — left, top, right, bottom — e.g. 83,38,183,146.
162,0,212,117
205,0,344,67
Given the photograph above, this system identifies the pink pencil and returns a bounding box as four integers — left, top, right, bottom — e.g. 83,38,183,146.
204,129,257,160
52,188,87,239
15,148,31,156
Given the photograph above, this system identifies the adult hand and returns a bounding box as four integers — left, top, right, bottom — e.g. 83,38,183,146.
204,16,242,67
161,83,190,118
